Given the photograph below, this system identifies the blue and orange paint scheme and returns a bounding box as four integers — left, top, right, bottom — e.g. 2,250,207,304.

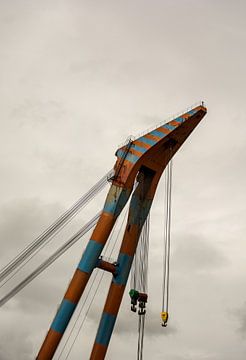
37,104,207,360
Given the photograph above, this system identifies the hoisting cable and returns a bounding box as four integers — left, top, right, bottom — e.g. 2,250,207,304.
0,212,101,307
58,268,102,360
137,313,145,360
58,201,130,360
130,213,150,360
0,169,113,284
161,158,173,327
130,214,150,296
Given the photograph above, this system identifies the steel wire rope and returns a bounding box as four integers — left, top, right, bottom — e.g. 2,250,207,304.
0,212,101,307
141,315,146,359
166,159,172,313
137,313,146,360
161,155,173,315
130,214,150,293
59,181,139,359
0,178,104,279
137,217,149,360
56,212,120,360
0,169,113,283
0,207,102,290
137,313,142,360
130,213,150,360
56,269,101,360
0,171,110,282
0,174,108,281
142,218,149,293
57,202,130,360
143,221,149,292
162,164,168,311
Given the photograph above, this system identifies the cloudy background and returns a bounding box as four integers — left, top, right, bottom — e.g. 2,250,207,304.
0,0,246,359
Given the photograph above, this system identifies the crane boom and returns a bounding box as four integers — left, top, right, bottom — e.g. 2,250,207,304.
37,104,207,360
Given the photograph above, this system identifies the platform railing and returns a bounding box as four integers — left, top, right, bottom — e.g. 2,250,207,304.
117,100,205,149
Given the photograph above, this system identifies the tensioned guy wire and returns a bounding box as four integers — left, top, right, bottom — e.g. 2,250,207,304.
0,169,113,283
0,212,101,307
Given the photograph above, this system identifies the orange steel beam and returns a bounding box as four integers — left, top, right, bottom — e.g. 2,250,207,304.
36,104,207,359
90,105,207,358
97,259,117,275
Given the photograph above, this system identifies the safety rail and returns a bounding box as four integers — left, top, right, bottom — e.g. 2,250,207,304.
117,100,205,149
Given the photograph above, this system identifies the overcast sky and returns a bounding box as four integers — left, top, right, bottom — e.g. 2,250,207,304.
0,1,246,359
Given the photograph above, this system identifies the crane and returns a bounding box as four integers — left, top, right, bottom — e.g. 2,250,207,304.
36,103,207,359
0,102,207,359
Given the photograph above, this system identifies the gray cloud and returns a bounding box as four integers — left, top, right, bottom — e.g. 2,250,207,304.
232,302,246,337
0,0,246,359
172,234,228,274
0,198,62,257
0,333,32,360
0,313,33,360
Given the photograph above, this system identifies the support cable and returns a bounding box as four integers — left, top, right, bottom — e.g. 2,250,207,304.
130,214,150,294
137,314,145,360
130,214,150,360
0,169,113,284
0,207,102,290
0,212,101,307
58,203,130,360
161,157,173,327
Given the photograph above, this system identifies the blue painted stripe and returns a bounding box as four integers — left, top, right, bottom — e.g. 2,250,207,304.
51,299,76,334
116,148,140,164
113,253,133,285
150,129,166,139
174,116,185,123
103,201,117,215
78,240,104,273
104,186,130,216
128,195,153,225
126,152,139,164
163,123,175,131
95,312,116,346
139,136,157,146
116,149,126,158
115,148,140,164
132,144,147,154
